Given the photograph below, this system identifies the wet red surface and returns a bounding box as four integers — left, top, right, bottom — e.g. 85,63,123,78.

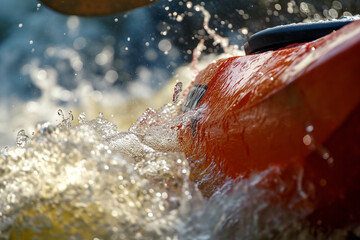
179,20,360,229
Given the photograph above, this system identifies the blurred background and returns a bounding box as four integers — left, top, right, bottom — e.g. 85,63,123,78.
0,0,359,146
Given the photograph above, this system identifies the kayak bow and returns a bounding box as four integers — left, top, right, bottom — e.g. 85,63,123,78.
179,19,360,229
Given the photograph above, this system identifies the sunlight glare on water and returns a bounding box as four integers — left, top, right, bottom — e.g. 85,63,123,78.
0,111,204,239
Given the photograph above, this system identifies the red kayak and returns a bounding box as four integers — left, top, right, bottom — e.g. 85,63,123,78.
178,19,360,229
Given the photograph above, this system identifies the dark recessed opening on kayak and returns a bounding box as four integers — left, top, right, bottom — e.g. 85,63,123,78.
244,18,358,55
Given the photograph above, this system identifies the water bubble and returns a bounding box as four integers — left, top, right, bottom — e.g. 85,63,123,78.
162,192,168,199
67,16,80,30
186,1,193,9
16,130,29,147
158,39,172,52
95,47,114,66
18,23,23,28
78,112,86,124
103,70,118,85
275,3,282,11
57,109,74,129
328,8,338,18
176,15,184,22
145,49,158,61
343,11,353,17
58,109,64,118
300,2,309,13
287,2,294,14
241,27,248,35
73,37,87,50
332,0,342,10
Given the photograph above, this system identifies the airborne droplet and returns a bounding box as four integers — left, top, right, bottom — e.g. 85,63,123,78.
16,130,29,147
172,82,183,103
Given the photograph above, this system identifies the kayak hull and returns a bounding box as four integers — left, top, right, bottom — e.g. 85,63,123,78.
179,20,360,228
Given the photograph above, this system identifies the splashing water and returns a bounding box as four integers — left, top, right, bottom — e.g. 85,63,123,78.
191,5,244,71
195,5,230,51
2,1,360,239
0,111,204,239
172,82,183,103
0,110,311,239
2,99,360,239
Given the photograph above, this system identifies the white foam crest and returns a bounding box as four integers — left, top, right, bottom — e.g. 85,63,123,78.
0,114,204,239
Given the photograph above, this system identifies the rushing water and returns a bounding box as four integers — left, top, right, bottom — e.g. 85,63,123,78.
0,113,195,239
1,0,360,239
2,106,360,239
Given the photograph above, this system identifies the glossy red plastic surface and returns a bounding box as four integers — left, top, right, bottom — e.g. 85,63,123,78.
179,20,360,228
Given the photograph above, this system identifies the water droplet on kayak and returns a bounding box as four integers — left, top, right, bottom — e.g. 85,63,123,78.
319,178,327,187
322,151,330,160
303,134,312,146
306,124,314,132
327,157,334,165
